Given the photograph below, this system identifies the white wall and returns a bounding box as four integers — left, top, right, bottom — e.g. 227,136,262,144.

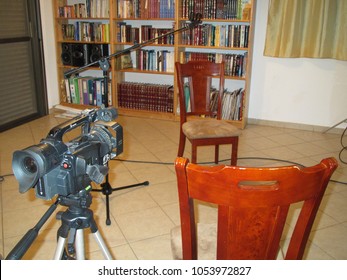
40,0,347,128
40,0,59,108
249,0,347,128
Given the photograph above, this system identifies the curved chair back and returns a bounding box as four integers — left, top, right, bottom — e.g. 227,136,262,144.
174,157,338,259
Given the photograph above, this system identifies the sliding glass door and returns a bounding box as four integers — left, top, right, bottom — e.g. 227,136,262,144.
0,0,47,132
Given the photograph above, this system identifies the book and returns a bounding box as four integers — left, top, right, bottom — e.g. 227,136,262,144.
117,82,174,112
64,78,71,103
120,53,133,69
184,83,191,112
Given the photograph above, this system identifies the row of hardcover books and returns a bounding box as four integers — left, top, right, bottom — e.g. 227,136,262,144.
182,0,251,20
58,0,249,20
116,23,175,44
126,49,175,72
180,51,248,78
63,77,241,119
117,82,174,113
62,22,110,42
64,77,112,106
119,49,246,77
181,23,250,48
58,0,109,18
117,0,175,19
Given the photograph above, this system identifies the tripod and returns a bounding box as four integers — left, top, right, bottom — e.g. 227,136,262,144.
54,188,113,260
6,186,113,260
92,171,149,225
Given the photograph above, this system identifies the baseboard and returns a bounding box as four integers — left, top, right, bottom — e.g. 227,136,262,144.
247,118,346,135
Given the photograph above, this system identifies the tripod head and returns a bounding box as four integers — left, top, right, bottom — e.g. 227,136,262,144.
57,185,93,210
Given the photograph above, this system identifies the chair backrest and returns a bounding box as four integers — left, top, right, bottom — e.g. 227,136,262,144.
175,61,225,123
175,157,338,260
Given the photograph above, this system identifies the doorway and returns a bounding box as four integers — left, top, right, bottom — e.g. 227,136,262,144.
0,0,47,132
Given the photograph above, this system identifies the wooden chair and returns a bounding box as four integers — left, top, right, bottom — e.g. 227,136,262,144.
175,61,241,165
171,157,338,260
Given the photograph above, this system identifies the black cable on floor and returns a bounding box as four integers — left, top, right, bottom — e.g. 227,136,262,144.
0,174,12,182
339,126,347,164
1,157,346,185
113,157,305,167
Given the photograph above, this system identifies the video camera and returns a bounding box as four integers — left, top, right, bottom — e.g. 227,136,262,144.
12,106,123,200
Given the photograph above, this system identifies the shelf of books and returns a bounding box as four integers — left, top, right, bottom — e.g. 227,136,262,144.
111,0,177,119
54,0,112,109
176,0,254,128
54,0,255,127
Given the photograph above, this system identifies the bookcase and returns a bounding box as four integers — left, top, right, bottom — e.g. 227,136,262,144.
53,0,256,128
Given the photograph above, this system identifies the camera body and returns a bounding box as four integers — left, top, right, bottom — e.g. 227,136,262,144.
12,107,122,200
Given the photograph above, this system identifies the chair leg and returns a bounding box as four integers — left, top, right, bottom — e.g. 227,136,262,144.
191,144,197,164
231,137,239,166
178,131,186,157
214,145,219,164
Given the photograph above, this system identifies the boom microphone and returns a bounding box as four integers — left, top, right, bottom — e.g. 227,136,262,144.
189,12,203,28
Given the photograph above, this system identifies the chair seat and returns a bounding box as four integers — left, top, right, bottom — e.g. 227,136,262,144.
182,119,241,139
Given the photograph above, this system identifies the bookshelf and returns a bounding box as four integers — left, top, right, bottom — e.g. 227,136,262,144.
53,0,256,128
53,0,111,108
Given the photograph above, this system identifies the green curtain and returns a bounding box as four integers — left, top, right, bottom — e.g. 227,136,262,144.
264,0,347,60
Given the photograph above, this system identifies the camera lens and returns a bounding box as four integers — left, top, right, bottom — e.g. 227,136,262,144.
23,157,37,174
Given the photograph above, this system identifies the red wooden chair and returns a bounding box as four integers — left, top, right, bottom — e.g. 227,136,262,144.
175,61,241,165
171,157,338,259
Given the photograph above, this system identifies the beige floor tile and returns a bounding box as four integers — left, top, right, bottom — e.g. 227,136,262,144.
260,146,305,161
130,234,173,260
161,202,180,226
145,180,178,206
129,164,176,185
109,244,138,260
287,142,330,157
108,188,158,216
87,243,137,260
117,152,165,171
320,192,347,223
269,133,305,146
115,207,175,243
106,169,140,187
247,137,283,150
309,223,347,259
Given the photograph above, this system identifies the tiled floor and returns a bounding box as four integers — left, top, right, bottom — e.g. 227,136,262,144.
1,110,347,260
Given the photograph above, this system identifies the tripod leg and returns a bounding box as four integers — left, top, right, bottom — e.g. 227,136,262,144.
105,193,111,225
53,236,66,260
92,230,113,260
75,229,85,260
323,118,347,133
